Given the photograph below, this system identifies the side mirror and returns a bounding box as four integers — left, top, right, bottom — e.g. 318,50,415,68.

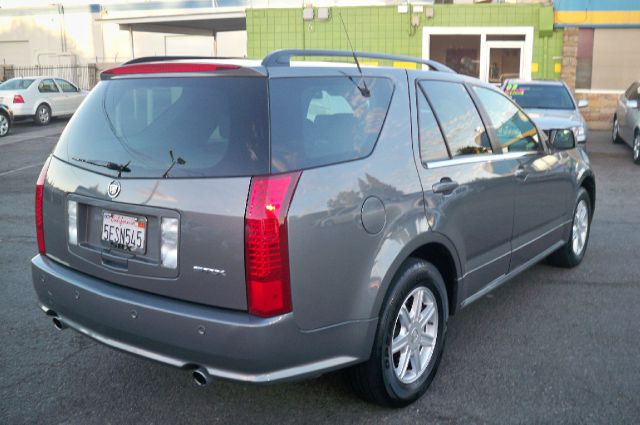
551,129,576,150
577,99,589,108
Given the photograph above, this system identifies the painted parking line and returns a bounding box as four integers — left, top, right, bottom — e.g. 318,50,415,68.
0,163,42,177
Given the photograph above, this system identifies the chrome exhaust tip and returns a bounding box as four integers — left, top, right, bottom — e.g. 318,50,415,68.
52,317,67,331
192,367,211,387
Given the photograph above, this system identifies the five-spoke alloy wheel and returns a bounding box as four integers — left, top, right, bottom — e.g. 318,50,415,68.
612,117,622,144
548,188,592,268
35,104,51,126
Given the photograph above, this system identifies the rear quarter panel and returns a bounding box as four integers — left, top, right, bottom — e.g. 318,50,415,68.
283,67,434,330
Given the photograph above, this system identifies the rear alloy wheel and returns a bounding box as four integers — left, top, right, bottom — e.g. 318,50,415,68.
612,117,622,144
348,258,447,407
0,113,9,137
34,104,51,126
390,287,439,385
548,188,591,268
633,132,640,165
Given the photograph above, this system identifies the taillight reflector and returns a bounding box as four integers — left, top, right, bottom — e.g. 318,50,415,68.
13,94,24,104
36,156,52,255
245,172,301,317
102,62,240,76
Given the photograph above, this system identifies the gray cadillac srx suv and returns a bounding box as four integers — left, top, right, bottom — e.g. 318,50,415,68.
31,50,596,407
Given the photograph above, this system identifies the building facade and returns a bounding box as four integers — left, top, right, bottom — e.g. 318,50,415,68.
247,3,563,83
557,0,640,129
2,0,637,128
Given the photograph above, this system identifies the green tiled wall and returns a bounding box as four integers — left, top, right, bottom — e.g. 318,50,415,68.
246,4,563,80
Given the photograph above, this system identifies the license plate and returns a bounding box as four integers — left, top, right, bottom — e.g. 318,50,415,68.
101,211,147,254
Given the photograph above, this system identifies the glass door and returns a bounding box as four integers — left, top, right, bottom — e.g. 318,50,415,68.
485,41,525,85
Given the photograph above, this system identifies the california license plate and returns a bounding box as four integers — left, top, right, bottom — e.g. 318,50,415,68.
101,211,146,254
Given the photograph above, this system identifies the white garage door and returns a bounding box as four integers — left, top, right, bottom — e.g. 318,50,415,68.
0,41,30,65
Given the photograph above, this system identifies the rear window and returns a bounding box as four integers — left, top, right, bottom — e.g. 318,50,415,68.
269,77,394,172
504,83,575,110
0,78,35,90
54,77,270,178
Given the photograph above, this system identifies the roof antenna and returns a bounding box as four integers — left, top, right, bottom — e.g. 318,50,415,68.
338,13,370,98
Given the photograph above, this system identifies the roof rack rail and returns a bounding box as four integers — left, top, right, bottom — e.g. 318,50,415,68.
262,49,455,73
123,56,242,65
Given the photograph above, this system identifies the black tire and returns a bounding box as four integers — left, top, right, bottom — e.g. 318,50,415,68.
548,188,592,268
612,116,623,144
348,258,448,407
0,112,10,137
34,104,51,126
633,130,640,165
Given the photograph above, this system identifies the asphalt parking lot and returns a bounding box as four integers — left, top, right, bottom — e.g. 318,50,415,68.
1,122,639,425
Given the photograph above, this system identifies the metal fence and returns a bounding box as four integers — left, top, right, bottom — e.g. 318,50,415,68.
2,64,99,90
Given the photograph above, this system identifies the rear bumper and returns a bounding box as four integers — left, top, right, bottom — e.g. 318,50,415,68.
11,103,34,117
32,255,377,383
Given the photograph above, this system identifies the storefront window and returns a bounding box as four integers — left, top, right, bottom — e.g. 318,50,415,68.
576,29,594,90
429,35,480,78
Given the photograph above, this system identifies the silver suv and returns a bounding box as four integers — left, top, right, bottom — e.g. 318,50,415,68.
32,50,595,407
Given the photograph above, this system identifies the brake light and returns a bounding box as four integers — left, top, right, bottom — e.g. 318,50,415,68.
245,172,301,317
13,94,24,104
35,157,52,255
101,62,240,76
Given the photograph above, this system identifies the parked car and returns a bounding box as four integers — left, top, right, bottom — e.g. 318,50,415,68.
31,51,596,407
612,81,640,164
0,103,13,137
502,79,589,145
0,76,88,126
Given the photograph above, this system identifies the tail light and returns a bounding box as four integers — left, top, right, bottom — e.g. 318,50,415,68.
13,94,24,104
245,171,301,317
35,157,52,255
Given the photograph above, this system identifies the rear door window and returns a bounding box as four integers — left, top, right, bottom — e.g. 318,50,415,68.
419,80,491,158
38,79,59,93
473,86,541,153
269,77,394,172
416,86,449,163
53,77,270,178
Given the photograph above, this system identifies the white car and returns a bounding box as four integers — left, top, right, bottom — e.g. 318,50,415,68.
0,76,88,125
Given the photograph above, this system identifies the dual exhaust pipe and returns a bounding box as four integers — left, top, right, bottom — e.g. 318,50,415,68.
52,317,67,330
192,367,212,386
47,310,67,331
47,310,212,387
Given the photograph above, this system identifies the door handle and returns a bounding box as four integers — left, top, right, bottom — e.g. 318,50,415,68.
515,167,528,180
432,178,459,194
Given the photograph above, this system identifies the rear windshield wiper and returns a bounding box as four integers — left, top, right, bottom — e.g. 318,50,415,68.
162,150,186,178
72,157,131,178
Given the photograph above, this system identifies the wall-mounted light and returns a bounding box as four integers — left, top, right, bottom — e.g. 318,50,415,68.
303,7,314,21
317,7,330,20
397,4,409,14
